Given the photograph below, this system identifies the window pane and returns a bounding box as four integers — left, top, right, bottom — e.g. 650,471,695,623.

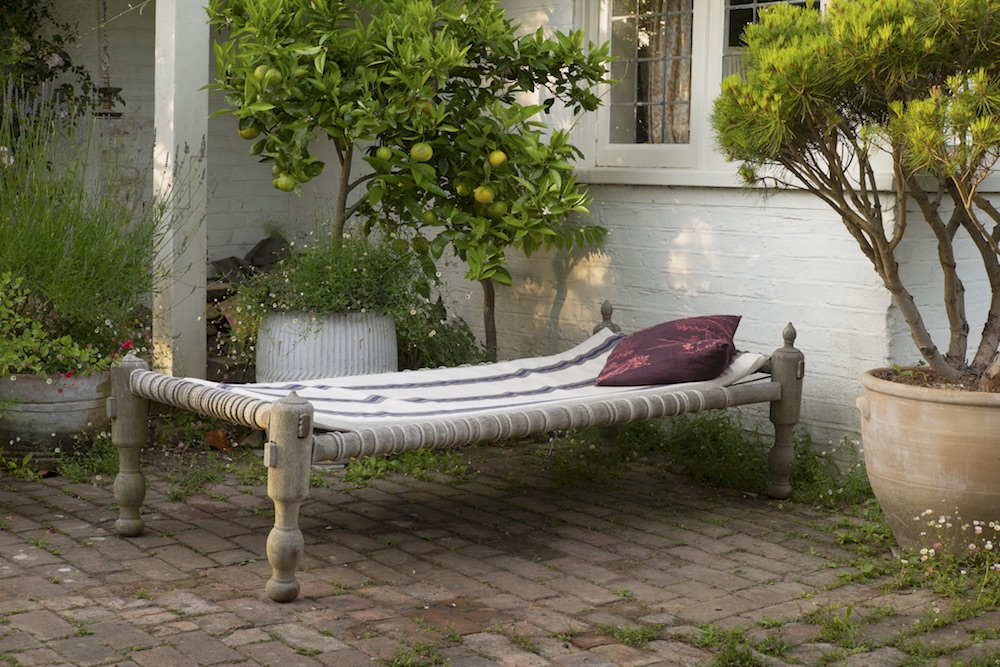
609,0,693,145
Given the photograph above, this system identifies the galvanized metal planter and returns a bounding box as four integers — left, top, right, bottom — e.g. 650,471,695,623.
255,311,397,382
0,372,111,467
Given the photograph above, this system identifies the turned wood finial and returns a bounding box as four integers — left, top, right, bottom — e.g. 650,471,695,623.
594,300,623,334
782,322,797,348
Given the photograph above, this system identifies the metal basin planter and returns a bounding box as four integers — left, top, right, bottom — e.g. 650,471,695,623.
0,372,111,468
256,311,397,382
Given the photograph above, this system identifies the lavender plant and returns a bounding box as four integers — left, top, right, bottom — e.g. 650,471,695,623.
0,88,165,375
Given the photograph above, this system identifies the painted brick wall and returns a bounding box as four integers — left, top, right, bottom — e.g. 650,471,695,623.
437,185,895,443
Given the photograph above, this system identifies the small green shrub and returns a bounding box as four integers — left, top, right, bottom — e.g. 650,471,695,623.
344,448,471,485
223,231,487,371
656,412,770,492
56,432,120,483
0,92,167,376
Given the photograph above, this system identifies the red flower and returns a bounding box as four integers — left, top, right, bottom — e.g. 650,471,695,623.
123,339,134,350
65,371,74,378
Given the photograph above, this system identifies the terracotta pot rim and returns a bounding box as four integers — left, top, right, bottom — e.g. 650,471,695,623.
861,367,1000,407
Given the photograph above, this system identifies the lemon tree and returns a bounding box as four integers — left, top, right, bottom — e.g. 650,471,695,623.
208,0,612,357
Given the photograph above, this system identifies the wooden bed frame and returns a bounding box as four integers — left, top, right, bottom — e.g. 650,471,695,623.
108,305,805,602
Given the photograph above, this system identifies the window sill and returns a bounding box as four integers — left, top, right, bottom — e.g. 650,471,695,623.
576,166,745,189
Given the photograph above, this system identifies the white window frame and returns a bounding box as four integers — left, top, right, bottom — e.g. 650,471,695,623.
572,2,755,186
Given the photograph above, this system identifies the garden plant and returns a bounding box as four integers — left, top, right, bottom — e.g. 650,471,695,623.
713,0,1000,390
0,0,102,112
0,90,167,377
226,230,487,371
206,0,612,356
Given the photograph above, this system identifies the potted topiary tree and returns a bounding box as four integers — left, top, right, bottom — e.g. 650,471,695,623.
712,0,1000,552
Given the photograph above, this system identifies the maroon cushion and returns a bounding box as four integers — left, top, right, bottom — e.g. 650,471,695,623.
596,315,741,386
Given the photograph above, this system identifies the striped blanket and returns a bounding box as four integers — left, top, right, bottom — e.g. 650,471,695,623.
204,328,769,432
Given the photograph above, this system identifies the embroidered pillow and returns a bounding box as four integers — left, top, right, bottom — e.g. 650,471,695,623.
596,315,741,386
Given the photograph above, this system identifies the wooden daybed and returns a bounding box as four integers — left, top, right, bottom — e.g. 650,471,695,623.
107,304,804,602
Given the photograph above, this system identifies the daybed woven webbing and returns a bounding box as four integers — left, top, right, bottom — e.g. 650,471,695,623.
124,328,772,463
189,329,769,432
311,381,780,463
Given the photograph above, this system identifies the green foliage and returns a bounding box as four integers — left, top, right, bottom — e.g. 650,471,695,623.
234,232,424,322
0,453,41,481
599,623,662,648
712,0,1000,387
206,0,612,354
526,424,660,487
694,626,769,667
344,448,471,485
376,639,446,667
0,2,101,112
893,515,1000,611
227,231,487,370
0,273,108,376
395,307,489,371
0,90,166,375
657,412,771,493
55,432,120,483
790,435,874,509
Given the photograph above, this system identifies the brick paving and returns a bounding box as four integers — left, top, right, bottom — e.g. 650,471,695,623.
0,443,994,666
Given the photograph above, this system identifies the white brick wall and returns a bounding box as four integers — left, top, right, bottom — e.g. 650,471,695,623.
437,186,895,443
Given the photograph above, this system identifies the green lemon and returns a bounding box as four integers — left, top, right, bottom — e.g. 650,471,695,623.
238,124,260,140
410,142,433,163
473,185,495,205
488,150,508,168
486,201,508,218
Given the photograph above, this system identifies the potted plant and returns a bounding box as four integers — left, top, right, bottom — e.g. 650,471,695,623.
226,229,485,381
712,0,1000,552
206,0,611,359
0,91,165,466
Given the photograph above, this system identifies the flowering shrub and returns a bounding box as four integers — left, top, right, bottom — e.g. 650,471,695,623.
0,1,102,112
223,231,486,370
895,510,1000,611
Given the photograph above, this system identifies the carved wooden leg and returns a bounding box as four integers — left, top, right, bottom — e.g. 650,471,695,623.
109,353,150,537
766,324,805,500
264,392,314,603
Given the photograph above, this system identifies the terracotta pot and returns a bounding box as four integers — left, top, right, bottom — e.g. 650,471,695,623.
0,372,112,467
256,311,398,382
858,368,1000,553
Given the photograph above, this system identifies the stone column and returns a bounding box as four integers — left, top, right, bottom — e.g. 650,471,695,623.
152,1,209,378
